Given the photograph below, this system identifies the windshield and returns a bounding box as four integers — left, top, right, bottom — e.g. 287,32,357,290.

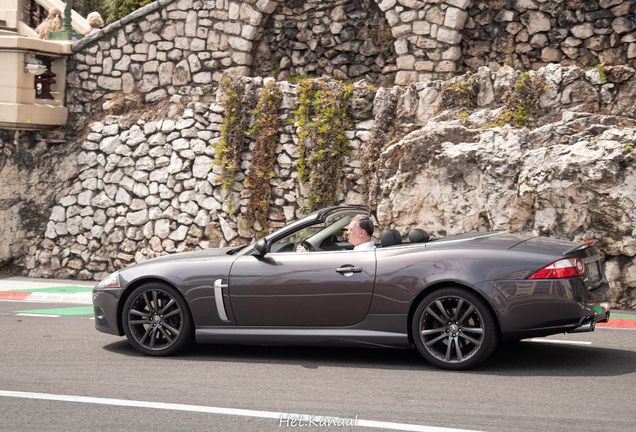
272,215,349,250
236,207,369,256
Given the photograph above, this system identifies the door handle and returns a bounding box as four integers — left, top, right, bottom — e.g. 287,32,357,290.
336,266,362,274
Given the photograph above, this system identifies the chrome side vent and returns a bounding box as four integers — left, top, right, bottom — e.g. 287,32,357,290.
214,279,230,322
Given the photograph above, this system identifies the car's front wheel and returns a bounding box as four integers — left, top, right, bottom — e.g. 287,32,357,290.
122,283,193,356
412,287,498,370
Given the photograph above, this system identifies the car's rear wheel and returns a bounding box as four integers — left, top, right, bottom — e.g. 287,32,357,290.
412,287,498,370
123,283,193,356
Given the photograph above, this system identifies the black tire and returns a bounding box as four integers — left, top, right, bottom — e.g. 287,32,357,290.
122,283,193,356
412,287,498,370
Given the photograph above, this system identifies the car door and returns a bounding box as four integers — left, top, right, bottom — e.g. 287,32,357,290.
227,250,376,326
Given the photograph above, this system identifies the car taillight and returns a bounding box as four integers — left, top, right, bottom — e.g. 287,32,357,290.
527,258,585,279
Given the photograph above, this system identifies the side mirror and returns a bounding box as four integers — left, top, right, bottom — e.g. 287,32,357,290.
254,238,268,256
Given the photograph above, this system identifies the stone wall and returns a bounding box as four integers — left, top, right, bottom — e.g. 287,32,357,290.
6,63,636,308
251,0,396,85
462,0,636,72
65,0,478,127
65,0,636,115
20,76,378,282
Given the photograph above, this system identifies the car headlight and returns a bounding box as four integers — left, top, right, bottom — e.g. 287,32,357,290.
96,272,120,289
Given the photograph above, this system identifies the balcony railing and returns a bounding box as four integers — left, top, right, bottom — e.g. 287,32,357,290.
0,0,89,129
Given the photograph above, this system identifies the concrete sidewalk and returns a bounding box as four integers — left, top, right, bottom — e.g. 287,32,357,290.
0,273,635,328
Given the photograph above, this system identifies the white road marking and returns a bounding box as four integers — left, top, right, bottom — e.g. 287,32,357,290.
529,339,592,345
15,313,61,318
0,390,483,432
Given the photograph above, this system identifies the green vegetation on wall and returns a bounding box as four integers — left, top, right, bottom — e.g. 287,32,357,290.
103,0,153,24
487,71,547,129
243,82,283,237
293,78,353,212
213,76,244,192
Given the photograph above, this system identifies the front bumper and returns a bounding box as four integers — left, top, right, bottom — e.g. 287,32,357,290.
92,287,125,336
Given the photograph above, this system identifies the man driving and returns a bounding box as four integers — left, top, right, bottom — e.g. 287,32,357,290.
296,214,375,252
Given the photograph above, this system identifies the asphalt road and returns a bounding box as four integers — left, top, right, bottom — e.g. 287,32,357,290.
1,300,635,432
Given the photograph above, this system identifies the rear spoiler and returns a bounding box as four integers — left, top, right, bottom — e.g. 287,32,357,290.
563,240,596,255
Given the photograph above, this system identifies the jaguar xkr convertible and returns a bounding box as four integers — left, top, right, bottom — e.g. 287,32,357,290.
93,206,611,370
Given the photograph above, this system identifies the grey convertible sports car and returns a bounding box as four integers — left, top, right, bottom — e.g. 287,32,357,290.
93,206,611,370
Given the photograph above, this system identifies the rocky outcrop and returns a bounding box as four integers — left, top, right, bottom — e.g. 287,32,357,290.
0,131,80,272
374,111,636,308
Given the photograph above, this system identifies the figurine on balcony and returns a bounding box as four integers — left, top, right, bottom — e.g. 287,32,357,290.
82,12,104,36
35,8,63,40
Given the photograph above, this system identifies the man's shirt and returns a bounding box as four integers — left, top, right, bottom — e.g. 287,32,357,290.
353,241,376,251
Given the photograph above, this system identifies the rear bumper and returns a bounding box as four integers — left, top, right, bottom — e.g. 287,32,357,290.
478,276,612,342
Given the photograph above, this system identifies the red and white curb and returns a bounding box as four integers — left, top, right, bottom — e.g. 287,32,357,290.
597,318,636,330
0,291,92,305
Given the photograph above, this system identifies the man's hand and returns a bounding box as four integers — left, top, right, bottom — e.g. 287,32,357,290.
296,245,308,253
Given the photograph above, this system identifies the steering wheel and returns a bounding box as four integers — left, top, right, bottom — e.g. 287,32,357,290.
298,240,315,252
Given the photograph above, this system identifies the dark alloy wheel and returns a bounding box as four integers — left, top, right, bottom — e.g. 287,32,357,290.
412,287,498,370
123,283,193,356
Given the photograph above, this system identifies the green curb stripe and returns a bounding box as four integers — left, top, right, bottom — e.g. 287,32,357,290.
610,314,636,320
8,287,93,293
13,307,94,315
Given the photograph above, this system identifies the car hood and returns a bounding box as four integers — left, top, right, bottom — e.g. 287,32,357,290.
118,247,240,275
143,247,238,263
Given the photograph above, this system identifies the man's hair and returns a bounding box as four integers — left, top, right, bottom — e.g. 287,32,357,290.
352,214,374,237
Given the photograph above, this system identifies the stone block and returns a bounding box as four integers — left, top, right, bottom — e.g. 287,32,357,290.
395,71,420,85
225,22,241,35
444,8,468,30
228,36,253,51
436,27,461,44
232,52,253,65
242,24,260,40
97,76,122,91
435,61,456,72
256,0,278,14
415,61,435,71
442,46,462,61
571,23,594,39
445,0,471,9
392,24,412,38
191,38,206,51
240,3,263,26
186,10,198,37
173,60,191,86
193,72,213,83
394,38,409,55
378,0,397,12
412,21,431,35
397,0,426,9
520,11,551,35
417,37,438,49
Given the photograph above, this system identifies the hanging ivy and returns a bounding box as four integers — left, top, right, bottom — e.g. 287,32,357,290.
213,76,244,191
243,82,283,237
293,78,353,212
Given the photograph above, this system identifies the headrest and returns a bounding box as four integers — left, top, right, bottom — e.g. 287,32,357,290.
408,229,430,243
381,229,402,247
